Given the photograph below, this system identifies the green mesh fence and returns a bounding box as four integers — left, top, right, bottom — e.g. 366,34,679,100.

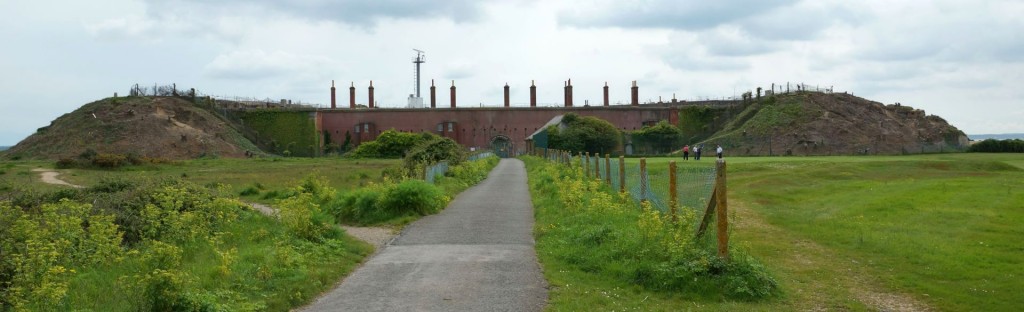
540,151,718,220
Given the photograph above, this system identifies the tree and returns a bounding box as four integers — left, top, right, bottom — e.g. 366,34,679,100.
349,130,435,158
548,113,621,155
632,120,683,154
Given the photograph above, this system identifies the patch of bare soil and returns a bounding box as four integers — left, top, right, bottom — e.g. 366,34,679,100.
731,200,931,311
32,169,83,188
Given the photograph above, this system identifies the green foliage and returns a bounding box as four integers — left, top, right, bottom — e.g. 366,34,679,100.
739,96,806,135
0,174,372,311
548,113,622,155
632,120,684,154
678,105,722,142
349,130,435,158
523,157,778,303
403,136,466,176
236,111,317,157
328,179,447,225
968,139,1024,153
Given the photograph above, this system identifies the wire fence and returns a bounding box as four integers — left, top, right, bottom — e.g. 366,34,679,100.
540,149,721,227
534,148,731,257
424,151,495,183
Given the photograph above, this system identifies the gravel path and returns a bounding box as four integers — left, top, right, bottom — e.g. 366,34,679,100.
32,169,83,188
300,158,548,312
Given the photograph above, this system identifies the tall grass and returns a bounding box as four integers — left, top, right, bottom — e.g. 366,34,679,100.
524,156,778,308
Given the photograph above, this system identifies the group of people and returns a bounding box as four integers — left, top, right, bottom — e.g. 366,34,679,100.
681,143,723,160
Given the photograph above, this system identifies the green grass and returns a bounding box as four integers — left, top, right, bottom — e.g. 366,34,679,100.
0,157,399,203
566,153,1022,311
64,211,373,311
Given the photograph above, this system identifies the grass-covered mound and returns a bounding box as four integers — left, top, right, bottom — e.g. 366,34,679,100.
524,156,778,307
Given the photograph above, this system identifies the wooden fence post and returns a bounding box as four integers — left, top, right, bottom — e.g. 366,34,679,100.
716,159,729,260
639,158,648,203
605,154,611,185
585,152,590,178
669,160,678,223
619,156,626,193
594,153,601,179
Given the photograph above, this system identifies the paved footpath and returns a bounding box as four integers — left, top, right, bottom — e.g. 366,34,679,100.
301,159,548,312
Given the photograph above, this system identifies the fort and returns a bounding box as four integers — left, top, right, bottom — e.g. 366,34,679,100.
316,79,740,155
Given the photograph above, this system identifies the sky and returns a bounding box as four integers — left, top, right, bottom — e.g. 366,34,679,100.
1,0,1022,145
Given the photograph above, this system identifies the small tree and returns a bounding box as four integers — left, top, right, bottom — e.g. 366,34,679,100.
548,113,621,155
632,120,684,154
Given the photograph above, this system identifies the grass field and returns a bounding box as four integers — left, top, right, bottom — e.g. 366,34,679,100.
536,153,1024,311
0,157,400,202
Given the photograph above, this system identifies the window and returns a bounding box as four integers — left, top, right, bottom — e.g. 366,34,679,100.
437,124,444,132
448,122,454,132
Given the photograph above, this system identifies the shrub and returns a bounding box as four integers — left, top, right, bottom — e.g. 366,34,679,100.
56,158,78,169
548,113,622,155
349,130,435,158
92,153,128,168
239,186,260,196
378,180,446,216
402,136,466,176
328,179,446,225
968,139,1024,153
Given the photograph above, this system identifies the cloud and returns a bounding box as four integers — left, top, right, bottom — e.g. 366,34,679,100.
204,50,341,80
145,0,484,26
559,0,797,30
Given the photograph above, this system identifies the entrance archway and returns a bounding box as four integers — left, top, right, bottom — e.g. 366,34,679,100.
490,135,513,158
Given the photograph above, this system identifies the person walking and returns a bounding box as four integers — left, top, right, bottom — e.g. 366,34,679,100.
716,144,723,159
682,144,690,160
695,144,702,160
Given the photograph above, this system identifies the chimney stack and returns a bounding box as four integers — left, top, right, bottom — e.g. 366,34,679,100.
530,80,537,107
330,80,336,109
430,79,436,108
603,82,609,106
450,80,456,108
368,81,375,109
504,83,510,108
565,79,573,107
349,82,356,108
631,81,639,106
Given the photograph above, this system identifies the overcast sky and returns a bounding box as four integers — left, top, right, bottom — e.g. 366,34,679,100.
2,0,1022,145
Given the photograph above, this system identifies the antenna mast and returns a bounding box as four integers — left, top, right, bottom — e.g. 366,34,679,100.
413,49,425,98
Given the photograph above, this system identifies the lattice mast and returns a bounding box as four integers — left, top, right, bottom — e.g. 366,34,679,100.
413,49,425,98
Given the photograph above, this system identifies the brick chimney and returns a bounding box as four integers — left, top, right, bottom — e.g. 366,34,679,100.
530,80,536,107
330,80,336,109
430,79,436,109
603,82,609,106
631,80,639,106
349,82,355,108
368,81,375,109
504,83,510,108
565,79,573,107
450,80,456,108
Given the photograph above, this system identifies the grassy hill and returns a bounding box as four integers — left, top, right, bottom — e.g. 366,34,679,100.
4,96,260,160
683,92,968,156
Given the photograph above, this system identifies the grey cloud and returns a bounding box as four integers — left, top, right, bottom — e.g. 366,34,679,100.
559,0,797,30
144,0,484,26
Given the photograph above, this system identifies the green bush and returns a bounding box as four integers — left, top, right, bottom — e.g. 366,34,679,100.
403,136,466,176
548,113,622,155
349,130,435,158
968,139,1024,153
328,179,446,225
378,180,446,216
92,153,128,168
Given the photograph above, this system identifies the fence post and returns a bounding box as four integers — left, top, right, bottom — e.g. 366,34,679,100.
605,154,611,185
639,158,648,203
619,156,625,193
594,153,601,179
716,159,729,260
669,160,678,223
585,152,590,178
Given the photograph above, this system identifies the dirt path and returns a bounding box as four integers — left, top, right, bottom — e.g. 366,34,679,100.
732,200,931,311
300,159,548,312
32,169,84,188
